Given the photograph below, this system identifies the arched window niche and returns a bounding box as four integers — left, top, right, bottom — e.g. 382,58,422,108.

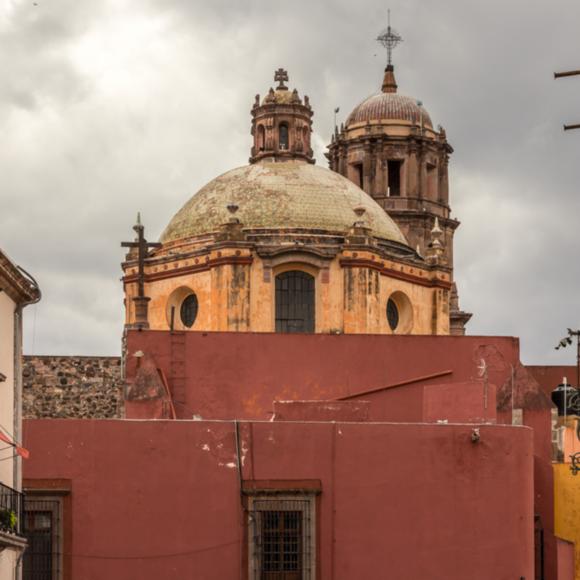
302,126,309,149
386,291,413,334
278,123,289,151
257,124,265,151
166,286,200,331
275,270,315,333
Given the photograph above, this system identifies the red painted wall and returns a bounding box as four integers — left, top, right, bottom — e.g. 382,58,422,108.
557,539,575,580
528,365,577,394
126,331,521,421
23,419,534,580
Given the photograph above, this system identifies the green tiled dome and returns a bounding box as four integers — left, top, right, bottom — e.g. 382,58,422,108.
160,161,408,245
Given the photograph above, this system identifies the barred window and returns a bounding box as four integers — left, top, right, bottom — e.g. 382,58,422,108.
23,497,63,580
248,495,316,580
275,271,315,334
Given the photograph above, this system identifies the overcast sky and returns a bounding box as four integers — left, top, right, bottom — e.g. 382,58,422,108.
1,0,579,365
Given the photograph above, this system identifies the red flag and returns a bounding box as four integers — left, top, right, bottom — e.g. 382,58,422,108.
0,431,29,458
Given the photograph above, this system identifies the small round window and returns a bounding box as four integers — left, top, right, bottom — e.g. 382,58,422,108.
180,294,198,328
387,298,399,331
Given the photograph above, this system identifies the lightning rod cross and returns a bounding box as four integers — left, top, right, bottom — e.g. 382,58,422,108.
376,9,403,66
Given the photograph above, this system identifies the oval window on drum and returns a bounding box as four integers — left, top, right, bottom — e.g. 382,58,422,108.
387,298,399,331
180,294,198,328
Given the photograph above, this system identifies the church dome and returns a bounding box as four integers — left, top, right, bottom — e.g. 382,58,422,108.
346,92,432,128
345,65,432,129
160,161,408,245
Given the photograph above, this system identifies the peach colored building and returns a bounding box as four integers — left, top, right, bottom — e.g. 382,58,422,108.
0,249,40,580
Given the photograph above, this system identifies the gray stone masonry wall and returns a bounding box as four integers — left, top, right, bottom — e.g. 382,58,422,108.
23,356,123,419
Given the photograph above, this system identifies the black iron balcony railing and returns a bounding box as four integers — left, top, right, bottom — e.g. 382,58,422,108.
0,481,24,537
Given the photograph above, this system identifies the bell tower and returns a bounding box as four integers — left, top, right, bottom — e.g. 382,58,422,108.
326,19,471,334
250,69,314,165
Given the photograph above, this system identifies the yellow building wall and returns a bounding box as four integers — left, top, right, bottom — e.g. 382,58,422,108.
554,462,580,579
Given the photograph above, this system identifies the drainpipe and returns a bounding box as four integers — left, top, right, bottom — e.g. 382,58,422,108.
13,305,23,493
12,267,40,580
12,266,41,492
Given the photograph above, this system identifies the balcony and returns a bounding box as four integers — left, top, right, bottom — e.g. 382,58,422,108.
377,195,452,219
0,481,26,550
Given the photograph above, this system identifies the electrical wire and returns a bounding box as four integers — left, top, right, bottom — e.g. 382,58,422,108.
0,422,15,440
63,539,240,560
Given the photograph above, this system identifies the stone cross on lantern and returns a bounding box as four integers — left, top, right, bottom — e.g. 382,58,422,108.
121,213,161,329
274,68,289,90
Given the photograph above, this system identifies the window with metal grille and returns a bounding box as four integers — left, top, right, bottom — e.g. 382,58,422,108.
275,271,315,334
248,497,315,580
23,497,63,580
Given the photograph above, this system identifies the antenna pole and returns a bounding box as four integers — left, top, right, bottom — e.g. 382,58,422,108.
554,68,580,131
555,70,580,79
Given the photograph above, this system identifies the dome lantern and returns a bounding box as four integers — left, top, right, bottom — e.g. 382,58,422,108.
249,69,314,165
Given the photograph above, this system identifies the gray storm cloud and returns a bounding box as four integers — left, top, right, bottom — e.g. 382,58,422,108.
1,0,579,365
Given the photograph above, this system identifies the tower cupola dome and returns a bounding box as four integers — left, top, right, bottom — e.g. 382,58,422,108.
249,69,314,165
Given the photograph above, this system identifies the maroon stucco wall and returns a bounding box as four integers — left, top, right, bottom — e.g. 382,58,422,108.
528,365,576,394
125,331,521,421
23,419,534,580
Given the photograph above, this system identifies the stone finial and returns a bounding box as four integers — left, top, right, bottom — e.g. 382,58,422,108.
351,205,370,232
264,87,275,103
382,64,398,93
426,217,446,265
449,282,473,335
450,282,460,310
431,216,443,237
217,203,245,241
